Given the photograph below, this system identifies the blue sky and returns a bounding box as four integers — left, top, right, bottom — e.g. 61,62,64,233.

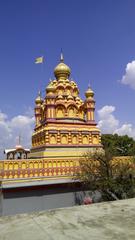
0,0,135,156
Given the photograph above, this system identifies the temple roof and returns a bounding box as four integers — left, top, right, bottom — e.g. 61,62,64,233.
4,148,30,154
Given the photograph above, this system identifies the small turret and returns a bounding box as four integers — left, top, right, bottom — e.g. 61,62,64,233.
35,91,43,105
35,91,43,126
85,85,95,122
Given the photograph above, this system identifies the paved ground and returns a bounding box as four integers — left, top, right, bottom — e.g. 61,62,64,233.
0,198,135,240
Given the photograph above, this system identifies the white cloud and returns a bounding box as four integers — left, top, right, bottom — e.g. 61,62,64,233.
97,105,119,133
120,60,135,89
0,109,34,159
114,124,135,138
97,105,135,139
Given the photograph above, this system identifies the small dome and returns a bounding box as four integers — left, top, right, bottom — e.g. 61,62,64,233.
85,86,94,98
57,95,63,100
54,53,71,80
46,83,55,93
57,82,64,88
73,84,78,88
65,79,70,83
52,79,57,84
35,91,43,105
67,95,74,100
15,145,23,150
70,80,75,85
76,96,80,101
65,83,72,89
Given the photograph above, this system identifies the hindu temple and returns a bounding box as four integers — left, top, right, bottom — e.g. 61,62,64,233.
30,53,101,161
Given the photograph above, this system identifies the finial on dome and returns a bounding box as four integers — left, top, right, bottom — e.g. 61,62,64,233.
60,49,64,62
88,82,91,88
35,90,43,105
38,90,41,96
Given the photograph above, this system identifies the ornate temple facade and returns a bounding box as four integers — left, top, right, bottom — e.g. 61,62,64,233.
30,54,101,161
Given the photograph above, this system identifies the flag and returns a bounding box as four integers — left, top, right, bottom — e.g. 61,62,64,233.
35,56,44,64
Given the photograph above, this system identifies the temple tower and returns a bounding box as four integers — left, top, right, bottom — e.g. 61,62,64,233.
30,55,102,159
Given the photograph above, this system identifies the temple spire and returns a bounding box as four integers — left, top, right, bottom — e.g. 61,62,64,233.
88,80,92,89
18,134,21,145
60,49,64,62
38,90,41,97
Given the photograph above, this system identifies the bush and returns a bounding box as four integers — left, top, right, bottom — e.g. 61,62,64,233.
75,150,135,201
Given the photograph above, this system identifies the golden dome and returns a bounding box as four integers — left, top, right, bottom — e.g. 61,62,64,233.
54,53,71,80
35,91,43,105
46,82,55,93
85,86,94,98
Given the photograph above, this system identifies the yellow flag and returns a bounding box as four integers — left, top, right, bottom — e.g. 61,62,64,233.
35,56,44,64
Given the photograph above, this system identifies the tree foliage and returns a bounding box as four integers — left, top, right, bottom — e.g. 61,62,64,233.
101,134,135,156
75,150,135,201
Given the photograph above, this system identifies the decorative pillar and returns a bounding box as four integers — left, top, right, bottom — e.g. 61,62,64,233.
85,86,95,123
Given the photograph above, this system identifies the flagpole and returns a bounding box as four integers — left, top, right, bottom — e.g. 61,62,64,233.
40,56,44,94
35,56,44,96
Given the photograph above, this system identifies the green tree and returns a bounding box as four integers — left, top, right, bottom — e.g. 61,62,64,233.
75,150,135,201
101,134,135,156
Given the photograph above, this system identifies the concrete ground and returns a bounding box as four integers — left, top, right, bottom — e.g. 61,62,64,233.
0,198,135,240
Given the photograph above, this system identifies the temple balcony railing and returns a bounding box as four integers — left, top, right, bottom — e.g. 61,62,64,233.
0,159,80,180
1,156,133,181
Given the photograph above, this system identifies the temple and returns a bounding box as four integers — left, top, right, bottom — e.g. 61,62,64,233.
30,53,101,162
1,54,102,182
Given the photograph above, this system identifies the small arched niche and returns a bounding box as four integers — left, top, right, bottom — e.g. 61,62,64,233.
72,135,78,144
56,105,65,118
61,135,68,144
92,136,99,144
82,135,89,144
50,135,57,144
68,105,77,118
